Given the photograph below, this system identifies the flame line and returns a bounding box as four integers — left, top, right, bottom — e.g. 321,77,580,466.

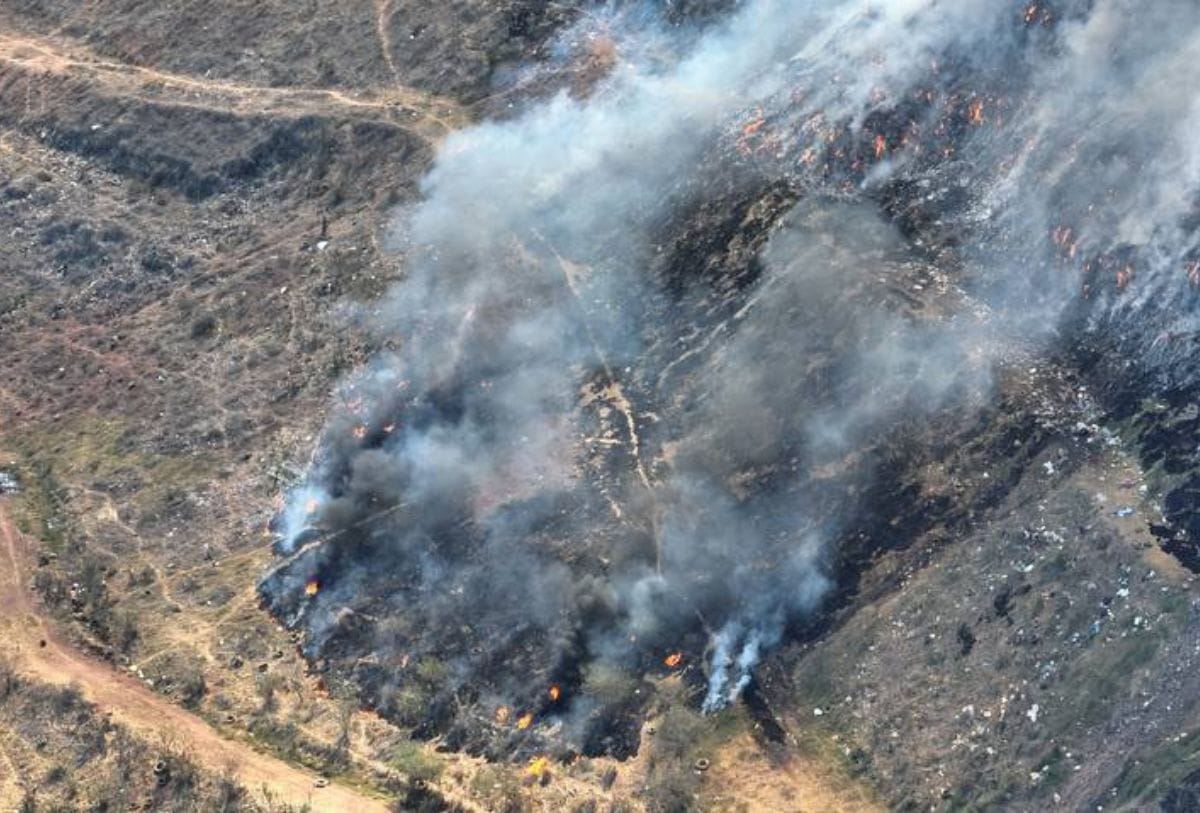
262,500,408,582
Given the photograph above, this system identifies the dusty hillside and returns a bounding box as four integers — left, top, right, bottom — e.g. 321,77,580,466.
3,2,1200,813
0,3,879,811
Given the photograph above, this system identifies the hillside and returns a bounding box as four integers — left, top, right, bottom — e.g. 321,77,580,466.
3,3,1200,813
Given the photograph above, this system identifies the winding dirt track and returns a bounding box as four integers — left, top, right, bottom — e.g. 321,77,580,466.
0,30,466,140
0,501,389,813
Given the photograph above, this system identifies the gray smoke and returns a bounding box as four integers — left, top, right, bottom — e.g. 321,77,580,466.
266,0,1200,736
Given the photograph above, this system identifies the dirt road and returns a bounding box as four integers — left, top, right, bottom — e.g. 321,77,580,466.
0,500,391,813
0,30,466,141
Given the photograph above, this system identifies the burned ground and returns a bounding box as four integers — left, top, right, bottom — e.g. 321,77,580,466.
4,2,1200,813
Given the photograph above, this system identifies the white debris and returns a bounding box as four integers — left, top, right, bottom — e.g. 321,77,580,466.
1026,703,1040,723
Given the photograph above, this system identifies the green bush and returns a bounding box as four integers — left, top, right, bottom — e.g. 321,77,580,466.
389,740,443,784
582,662,639,708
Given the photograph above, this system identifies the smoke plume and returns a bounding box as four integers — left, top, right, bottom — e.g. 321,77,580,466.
263,0,1200,751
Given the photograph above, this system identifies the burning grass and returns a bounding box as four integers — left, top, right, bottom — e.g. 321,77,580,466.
4,0,1188,808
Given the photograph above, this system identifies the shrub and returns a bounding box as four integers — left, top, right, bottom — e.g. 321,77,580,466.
111,609,140,654
178,665,207,709
582,663,639,708
389,740,442,784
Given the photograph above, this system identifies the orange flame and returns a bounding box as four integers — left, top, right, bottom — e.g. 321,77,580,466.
742,109,766,137
1116,265,1134,292
352,425,368,440
305,498,319,515
494,705,511,725
383,423,396,434
305,579,320,597
967,99,984,126
516,712,534,730
1051,225,1079,261
1186,261,1200,287
873,134,887,160
525,755,552,781
548,685,562,702
664,651,684,669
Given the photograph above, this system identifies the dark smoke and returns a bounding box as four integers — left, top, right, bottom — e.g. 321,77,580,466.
263,0,1200,749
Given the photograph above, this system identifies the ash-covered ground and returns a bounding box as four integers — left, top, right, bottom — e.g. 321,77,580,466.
4,0,1200,810
263,0,1200,786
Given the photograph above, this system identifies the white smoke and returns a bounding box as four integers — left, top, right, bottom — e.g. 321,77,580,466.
270,0,1200,726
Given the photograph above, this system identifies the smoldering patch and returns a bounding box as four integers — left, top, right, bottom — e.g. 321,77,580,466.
262,0,1200,758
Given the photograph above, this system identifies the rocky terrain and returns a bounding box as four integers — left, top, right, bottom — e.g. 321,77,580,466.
2,2,1200,812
